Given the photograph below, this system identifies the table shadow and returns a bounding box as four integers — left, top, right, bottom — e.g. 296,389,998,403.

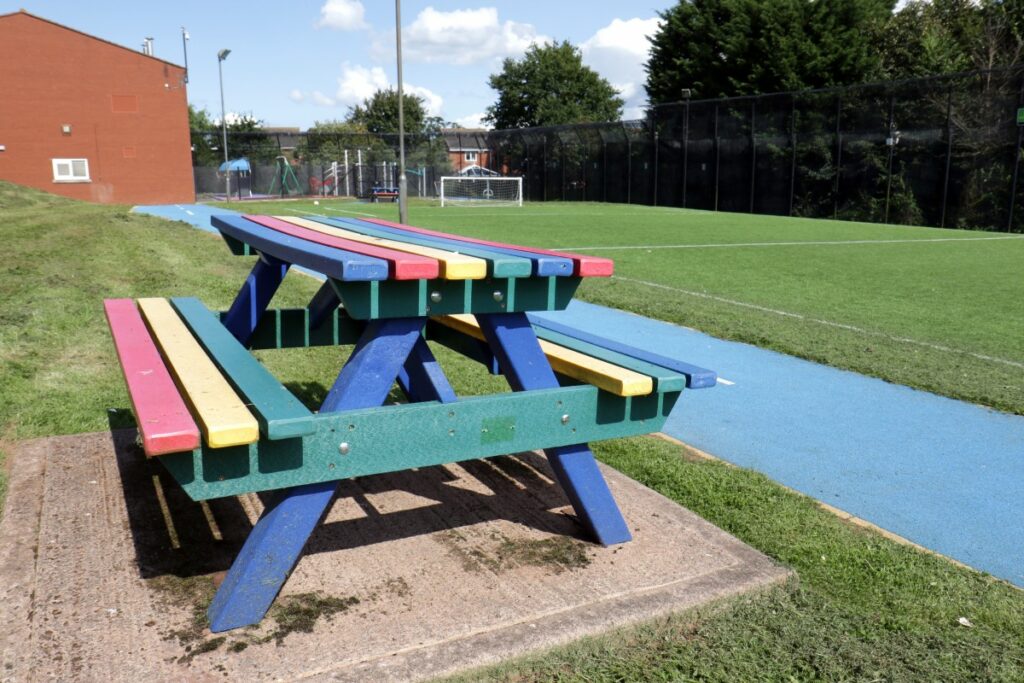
109,423,585,581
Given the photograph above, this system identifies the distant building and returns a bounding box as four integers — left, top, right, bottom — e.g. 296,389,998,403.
442,129,491,173
0,11,194,204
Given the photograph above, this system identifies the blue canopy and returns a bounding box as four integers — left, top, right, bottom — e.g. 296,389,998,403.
218,158,251,172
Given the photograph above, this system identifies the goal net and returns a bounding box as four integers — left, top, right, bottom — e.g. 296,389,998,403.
439,176,523,207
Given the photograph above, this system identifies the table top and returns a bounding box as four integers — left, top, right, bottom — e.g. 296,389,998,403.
212,213,615,319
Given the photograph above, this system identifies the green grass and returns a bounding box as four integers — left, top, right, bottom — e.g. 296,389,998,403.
443,437,1024,682
1,182,1022,680
228,197,1024,414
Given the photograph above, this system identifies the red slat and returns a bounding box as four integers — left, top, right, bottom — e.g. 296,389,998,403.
363,217,614,277
245,215,439,280
103,299,200,456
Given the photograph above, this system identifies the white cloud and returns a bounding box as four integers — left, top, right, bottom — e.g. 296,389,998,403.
405,84,443,117
317,0,367,30
311,90,336,106
392,7,549,65
330,63,444,116
289,89,305,103
581,17,660,118
334,63,390,108
453,112,488,129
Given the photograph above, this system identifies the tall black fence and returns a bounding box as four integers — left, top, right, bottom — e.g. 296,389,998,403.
193,67,1024,232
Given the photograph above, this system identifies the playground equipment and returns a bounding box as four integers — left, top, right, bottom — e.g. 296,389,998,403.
218,158,252,199
266,156,302,197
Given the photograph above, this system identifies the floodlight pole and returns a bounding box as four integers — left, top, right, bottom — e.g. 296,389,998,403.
395,0,408,223
218,49,231,202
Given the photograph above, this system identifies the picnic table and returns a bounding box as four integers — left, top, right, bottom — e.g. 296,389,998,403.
104,212,715,632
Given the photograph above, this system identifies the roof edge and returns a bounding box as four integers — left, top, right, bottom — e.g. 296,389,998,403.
0,10,185,70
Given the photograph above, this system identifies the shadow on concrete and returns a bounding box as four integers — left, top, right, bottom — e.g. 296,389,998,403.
108,421,583,581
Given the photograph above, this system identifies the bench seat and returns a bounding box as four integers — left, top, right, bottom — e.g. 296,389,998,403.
105,297,315,456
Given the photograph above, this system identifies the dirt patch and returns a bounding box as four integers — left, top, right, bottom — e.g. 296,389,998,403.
438,529,593,575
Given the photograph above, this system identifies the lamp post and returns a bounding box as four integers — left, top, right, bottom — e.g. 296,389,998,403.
218,48,231,202
395,0,408,223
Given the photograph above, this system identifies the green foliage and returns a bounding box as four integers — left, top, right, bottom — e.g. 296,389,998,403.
484,41,624,129
188,105,277,165
346,88,428,135
646,0,894,103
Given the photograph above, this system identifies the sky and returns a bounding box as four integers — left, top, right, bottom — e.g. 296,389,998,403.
3,0,676,129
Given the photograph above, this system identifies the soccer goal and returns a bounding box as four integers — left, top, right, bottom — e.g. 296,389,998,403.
439,176,523,207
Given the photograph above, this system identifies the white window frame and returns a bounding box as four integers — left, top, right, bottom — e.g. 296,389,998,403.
52,158,91,183
464,151,478,162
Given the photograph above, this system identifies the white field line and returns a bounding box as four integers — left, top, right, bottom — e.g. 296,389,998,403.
322,206,380,218
559,235,1024,251
613,275,1024,370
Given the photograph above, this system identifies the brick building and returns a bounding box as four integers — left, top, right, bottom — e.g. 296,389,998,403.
0,11,194,204
442,129,491,173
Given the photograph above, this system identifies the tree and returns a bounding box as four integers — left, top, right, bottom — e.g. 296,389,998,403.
484,41,624,129
645,0,894,104
188,105,276,164
346,89,429,135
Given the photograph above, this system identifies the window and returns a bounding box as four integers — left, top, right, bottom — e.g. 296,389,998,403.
52,158,90,183
464,151,478,162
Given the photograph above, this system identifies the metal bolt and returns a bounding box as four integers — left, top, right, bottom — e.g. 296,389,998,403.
561,414,570,424
492,290,504,302
430,291,443,303
338,442,350,455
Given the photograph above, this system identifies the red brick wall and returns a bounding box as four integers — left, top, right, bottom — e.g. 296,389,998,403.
448,150,491,173
0,12,194,204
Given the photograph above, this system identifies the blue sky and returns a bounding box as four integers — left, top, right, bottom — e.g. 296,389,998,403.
4,1,676,129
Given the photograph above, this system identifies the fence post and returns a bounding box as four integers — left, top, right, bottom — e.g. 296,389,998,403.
940,87,953,227
682,101,689,208
884,92,896,224
625,123,632,205
833,94,842,219
542,137,548,202
561,139,566,201
714,104,720,212
789,94,797,216
1007,71,1024,231
598,139,605,202
749,99,757,213
653,130,659,206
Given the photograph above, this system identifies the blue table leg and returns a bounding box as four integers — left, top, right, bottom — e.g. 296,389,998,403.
397,337,457,404
207,317,427,632
223,253,290,345
308,280,340,330
477,313,632,546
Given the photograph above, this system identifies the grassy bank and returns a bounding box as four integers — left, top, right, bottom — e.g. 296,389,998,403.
1,182,1021,680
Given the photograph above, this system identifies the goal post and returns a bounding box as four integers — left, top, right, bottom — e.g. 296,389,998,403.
439,176,523,207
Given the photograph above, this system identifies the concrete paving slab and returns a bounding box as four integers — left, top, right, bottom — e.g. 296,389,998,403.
0,431,789,682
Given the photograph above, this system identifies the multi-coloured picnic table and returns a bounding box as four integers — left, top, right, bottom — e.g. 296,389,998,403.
104,212,716,632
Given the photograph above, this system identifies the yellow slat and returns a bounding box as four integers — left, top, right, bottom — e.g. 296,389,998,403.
435,314,654,397
276,216,487,280
137,298,259,448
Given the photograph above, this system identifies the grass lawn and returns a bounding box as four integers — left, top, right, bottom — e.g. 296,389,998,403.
225,197,1024,415
0,181,1022,680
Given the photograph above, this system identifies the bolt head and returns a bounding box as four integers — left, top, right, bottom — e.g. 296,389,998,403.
430,291,443,303
561,414,570,424
338,442,350,455
492,290,504,302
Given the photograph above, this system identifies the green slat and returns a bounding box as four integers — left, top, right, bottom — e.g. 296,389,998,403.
171,297,315,440
532,327,687,393
158,384,681,500
333,277,581,320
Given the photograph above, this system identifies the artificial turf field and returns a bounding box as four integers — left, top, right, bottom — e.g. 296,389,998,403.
225,197,1024,416
2,182,1023,679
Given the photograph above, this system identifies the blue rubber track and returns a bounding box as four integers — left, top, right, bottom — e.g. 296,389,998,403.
534,301,1024,587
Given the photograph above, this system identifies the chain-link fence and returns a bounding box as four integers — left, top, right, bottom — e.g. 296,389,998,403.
193,67,1024,232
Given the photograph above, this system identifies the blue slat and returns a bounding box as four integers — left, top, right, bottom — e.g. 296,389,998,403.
310,216,535,278
212,214,389,281
527,314,718,389
341,218,576,278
